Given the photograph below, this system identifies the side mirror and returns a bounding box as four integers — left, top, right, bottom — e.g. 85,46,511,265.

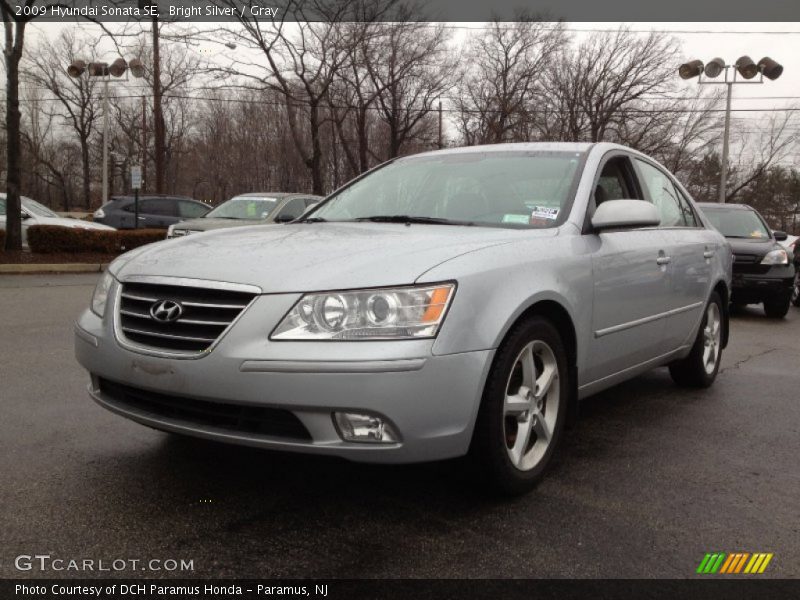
772,230,788,241
591,199,660,231
20,211,31,220
274,213,296,223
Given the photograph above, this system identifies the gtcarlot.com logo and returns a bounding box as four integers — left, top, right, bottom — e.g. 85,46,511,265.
696,552,774,574
14,554,194,572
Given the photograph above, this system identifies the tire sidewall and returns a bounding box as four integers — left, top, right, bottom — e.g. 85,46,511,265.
472,317,569,492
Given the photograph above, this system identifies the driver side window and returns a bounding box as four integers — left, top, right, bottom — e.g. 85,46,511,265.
593,156,640,209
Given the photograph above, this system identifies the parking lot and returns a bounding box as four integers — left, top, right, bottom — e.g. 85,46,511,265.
1,272,798,579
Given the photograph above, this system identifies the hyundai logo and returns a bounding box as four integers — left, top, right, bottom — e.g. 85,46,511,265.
150,300,183,323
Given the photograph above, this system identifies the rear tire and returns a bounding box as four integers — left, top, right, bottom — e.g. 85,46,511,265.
669,292,723,388
469,316,569,495
764,294,790,319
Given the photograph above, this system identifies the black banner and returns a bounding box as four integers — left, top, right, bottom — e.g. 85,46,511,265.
3,0,800,22
3,579,800,600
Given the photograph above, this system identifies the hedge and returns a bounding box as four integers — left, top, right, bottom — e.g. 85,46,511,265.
0,228,5,251
27,225,165,254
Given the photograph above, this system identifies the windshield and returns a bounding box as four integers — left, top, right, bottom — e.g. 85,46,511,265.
309,151,585,228
206,196,278,219
701,206,771,239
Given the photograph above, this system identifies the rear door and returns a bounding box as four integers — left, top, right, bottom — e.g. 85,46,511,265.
585,153,673,384
633,158,714,352
138,198,178,228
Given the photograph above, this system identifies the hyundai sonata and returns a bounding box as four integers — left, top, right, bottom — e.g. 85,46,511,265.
75,143,731,493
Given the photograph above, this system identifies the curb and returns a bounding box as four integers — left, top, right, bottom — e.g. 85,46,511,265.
0,263,108,274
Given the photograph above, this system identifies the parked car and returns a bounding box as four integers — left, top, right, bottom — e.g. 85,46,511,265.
166,193,322,238
792,239,800,307
697,203,795,318
75,143,731,494
93,195,210,229
0,193,115,249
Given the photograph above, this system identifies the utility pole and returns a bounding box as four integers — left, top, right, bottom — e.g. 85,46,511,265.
101,77,109,205
719,82,732,204
437,100,443,149
141,95,147,193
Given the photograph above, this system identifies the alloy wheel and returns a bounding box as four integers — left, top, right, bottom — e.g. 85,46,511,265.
702,302,722,375
503,340,560,472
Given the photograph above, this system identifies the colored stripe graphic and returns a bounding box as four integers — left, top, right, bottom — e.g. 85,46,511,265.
700,552,774,574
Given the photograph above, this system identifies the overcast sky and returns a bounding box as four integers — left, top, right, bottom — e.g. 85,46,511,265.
22,20,800,164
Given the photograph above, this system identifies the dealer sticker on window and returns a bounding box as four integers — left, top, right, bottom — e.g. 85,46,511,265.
530,206,559,220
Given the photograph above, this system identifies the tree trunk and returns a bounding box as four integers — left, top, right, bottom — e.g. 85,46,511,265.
309,101,324,195
81,139,91,209
357,107,369,174
4,27,24,252
152,18,166,194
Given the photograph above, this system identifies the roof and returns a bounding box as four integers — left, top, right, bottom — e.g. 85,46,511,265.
232,192,317,199
412,142,594,159
696,202,753,210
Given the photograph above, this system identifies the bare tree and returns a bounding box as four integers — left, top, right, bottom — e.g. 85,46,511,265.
364,19,453,159
206,0,365,194
455,18,565,145
724,110,798,202
23,29,102,209
539,28,680,143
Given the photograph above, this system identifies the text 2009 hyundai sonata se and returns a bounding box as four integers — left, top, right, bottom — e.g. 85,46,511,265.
75,143,732,493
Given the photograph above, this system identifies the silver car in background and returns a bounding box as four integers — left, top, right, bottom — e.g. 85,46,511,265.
167,193,322,238
75,143,731,494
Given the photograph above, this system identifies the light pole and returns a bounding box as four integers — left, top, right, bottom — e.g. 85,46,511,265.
679,56,783,203
67,57,144,206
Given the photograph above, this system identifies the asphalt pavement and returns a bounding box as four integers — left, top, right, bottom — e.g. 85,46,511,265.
1,273,798,579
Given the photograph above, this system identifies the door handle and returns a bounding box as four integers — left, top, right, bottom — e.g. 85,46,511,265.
656,256,671,265
703,249,715,259
137,216,146,220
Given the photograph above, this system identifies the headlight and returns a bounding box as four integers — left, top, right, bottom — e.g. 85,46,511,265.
93,208,105,219
761,247,789,265
91,271,115,317
271,283,455,340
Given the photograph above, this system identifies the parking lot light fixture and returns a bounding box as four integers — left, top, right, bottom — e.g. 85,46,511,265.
735,55,759,79
758,57,783,80
679,59,704,80
704,58,725,78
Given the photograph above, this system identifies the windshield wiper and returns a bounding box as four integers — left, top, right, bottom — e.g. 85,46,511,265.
353,215,473,226
298,216,327,223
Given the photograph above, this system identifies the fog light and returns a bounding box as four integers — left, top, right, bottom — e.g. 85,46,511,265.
333,412,399,443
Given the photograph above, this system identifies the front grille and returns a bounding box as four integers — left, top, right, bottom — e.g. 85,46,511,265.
733,254,770,275
98,378,312,441
118,282,256,353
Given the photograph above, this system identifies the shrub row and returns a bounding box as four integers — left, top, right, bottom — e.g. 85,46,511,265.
27,225,165,254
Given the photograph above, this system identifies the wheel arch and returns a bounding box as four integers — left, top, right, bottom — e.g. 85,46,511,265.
489,298,580,426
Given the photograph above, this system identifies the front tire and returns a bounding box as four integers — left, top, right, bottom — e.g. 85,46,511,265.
791,272,800,307
470,316,569,495
764,293,790,319
669,292,723,388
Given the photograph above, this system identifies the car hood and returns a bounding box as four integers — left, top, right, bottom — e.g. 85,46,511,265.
33,216,115,230
113,222,541,292
175,218,269,231
725,236,778,257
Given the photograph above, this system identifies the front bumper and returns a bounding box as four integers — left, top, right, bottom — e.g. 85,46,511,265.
731,264,794,303
74,292,493,464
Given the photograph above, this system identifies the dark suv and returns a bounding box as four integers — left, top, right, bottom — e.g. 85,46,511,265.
93,195,210,229
698,202,795,318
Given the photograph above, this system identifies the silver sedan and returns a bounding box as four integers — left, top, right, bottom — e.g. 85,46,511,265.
74,142,731,494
